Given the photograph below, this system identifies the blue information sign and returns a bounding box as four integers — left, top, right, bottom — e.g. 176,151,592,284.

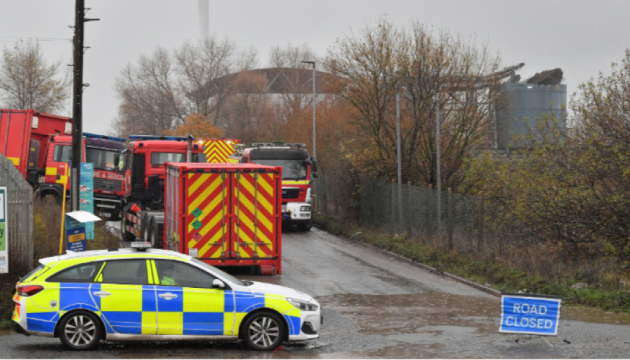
80,163,95,240
65,216,86,252
499,293,562,336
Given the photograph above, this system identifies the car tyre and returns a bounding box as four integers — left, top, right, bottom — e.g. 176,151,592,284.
59,311,102,351
242,311,286,351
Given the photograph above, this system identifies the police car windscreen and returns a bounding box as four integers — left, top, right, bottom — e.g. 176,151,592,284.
252,159,306,180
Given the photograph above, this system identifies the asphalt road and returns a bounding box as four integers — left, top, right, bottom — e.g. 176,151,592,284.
1,226,629,358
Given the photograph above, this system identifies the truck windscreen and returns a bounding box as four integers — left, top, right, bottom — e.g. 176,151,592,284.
251,159,307,180
86,147,124,171
150,152,207,165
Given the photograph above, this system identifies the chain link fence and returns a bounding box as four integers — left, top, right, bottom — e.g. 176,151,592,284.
314,174,540,259
0,154,33,266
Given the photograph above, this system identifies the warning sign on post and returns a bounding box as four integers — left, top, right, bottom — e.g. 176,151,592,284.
499,292,562,336
0,187,7,273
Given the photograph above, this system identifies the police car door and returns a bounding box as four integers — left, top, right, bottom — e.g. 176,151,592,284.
95,259,156,335
152,260,228,336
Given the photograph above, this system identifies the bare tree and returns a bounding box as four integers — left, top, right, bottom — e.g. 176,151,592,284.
113,46,180,137
0,40,70,113
327,19,501,188
174,35,241,120
401,23,501,188
114,34,258,136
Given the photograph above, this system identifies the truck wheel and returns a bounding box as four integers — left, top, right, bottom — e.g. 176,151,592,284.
149,220,161,248
58,311,102,351
143,216,151,242
297,220,312,232
120,210,136,242
242,311,286,351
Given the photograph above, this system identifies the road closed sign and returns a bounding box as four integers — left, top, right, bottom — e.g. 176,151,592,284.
499,293,562,336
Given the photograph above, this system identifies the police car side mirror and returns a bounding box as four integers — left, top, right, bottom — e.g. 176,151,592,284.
212,279,225,289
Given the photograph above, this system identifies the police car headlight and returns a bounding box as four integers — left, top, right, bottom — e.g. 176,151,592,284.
287,298,318,311
300,206,311,211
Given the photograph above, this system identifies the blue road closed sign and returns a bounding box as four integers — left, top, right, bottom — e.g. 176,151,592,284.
499,293,562,336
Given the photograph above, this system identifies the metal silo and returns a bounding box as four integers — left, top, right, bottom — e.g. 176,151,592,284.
495,83,567,150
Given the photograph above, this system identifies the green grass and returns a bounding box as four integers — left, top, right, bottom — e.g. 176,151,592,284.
314,212,630,313
0,320,11,330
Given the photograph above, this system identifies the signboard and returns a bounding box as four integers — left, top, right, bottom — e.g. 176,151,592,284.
80,163,95,240
0,187,7,273
499,293,562,336
65,215,86,252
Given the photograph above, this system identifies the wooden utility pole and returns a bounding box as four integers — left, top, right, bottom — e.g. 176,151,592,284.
70,0,98,210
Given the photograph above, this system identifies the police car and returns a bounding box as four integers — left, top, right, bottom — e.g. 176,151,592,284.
11,242,321,351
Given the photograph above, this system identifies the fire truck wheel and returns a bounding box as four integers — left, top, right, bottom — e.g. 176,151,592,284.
149,220,160,248
297,220,312,232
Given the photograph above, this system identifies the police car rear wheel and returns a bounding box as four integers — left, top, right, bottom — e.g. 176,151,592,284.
243,311,286,351
59,311,102,351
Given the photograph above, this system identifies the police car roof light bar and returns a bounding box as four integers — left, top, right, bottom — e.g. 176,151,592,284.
128,135,193,141
83,132,126,142
131,241,152,251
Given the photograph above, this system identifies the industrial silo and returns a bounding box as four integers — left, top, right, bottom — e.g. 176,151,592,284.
495,82,567,150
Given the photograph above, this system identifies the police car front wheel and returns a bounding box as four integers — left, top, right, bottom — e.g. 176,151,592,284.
242,311,286,351
59,311,103,351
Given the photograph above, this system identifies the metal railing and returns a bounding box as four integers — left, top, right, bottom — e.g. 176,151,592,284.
0,154,33,266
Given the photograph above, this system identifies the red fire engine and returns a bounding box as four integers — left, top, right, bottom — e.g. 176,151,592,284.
164,162,282,275
237,143,318,231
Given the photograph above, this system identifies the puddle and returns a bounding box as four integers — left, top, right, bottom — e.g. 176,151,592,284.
318,293,499,337
562,306,630,326
317,292,630,339
0,328,15,336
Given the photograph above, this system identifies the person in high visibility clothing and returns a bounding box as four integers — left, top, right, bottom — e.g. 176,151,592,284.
159,261,176,285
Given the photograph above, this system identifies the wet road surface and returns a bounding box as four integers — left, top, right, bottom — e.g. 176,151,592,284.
1,226,629,358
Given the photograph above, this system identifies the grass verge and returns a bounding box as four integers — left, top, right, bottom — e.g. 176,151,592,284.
314,212,630,313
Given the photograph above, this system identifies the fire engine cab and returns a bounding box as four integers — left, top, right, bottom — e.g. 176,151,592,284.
238,143,318,231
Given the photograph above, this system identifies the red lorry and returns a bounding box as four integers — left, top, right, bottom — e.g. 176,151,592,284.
164,162,282,275
238,143,318,231
46,133,127,219
120,135,208,244
0,109,72,187
0,109,128,219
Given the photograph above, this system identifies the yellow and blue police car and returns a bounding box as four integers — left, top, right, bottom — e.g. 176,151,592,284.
11,242,321,351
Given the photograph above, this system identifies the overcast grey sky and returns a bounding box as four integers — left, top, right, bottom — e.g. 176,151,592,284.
1,0,629,135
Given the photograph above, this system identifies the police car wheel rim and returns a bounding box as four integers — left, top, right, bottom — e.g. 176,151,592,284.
65,315,96,346
249,317,280,348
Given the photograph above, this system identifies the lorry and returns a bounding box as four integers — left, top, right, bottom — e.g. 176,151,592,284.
0,109,72,187
164,162,282,275
46,132,127,219
0,109,128,219
120,135,208,244
237,143,318,231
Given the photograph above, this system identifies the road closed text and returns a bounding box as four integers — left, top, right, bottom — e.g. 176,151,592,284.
499,295,562,336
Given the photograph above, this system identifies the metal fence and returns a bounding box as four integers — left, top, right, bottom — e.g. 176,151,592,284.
0,154,33,266
315,174,496,254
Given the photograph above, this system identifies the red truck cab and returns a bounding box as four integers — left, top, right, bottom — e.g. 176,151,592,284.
240,143,318,231
41,133,127,219
120,135,207,243
0,109,72,188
